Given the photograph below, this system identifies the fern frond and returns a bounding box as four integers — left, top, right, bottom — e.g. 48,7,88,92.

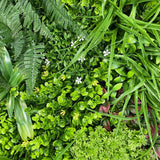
15,0,53,40
0,0,24,59
22,43,44,94
0,23,12,43
42,0,84,35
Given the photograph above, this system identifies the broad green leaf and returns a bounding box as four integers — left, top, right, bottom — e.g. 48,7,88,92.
0,47,13,81
6,94,15,118
156,56,160,64
114,76,125,83
115,67,126,76
9,67,24,87
0,89,9,102
14,98,34,141
0,73,10,101
112,83,123,91
127,70,134,78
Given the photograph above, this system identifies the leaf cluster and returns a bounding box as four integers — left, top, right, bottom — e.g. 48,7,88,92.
70,124,153,160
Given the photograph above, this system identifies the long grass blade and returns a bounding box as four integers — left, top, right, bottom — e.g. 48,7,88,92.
112,80,145,105
86,108,137,120
107,30,117,100
134,90,143,133
142,91,152,143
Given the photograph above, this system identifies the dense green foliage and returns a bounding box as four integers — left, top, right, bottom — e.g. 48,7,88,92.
71,125,152,160
1,0,160,159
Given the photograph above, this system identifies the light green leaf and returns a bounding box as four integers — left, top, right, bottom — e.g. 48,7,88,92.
127,70,134,78
112,83,123,91
6,94,15,118
0,47,13,81
14,98,34,141
9,67,24,87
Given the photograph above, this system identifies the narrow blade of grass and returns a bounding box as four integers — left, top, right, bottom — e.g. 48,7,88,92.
115,94,131,135
142,91,152,143
107,29,117,100
86,108,137,120
134,90,143,133
112,80,145,105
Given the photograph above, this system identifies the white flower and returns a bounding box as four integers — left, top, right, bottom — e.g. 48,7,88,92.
45,59,50,66
71,41,74,47
103,49,110,56
75,77,82,84
71,41,77,48
78,56,86,62
78,36,85,41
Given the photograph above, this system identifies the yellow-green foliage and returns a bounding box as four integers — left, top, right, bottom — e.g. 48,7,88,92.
70,125,153,160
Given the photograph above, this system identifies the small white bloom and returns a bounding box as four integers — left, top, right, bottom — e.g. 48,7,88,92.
75,77,82,84
77,36,85,42
103,49,110,56
81,38,84,41
71,41,74,47
78,56,86,62
45,59,50,66
71,41,77,48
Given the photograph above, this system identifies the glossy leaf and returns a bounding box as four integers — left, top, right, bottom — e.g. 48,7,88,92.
6,94,15,118
112,83,123,91
9,67,24,87
0,47,13,81
14,98,34,141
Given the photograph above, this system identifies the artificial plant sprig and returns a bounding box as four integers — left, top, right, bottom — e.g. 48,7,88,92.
0,45,34,141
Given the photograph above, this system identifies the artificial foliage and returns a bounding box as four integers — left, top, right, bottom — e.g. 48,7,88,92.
1,0,160,159
70,125,153,160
